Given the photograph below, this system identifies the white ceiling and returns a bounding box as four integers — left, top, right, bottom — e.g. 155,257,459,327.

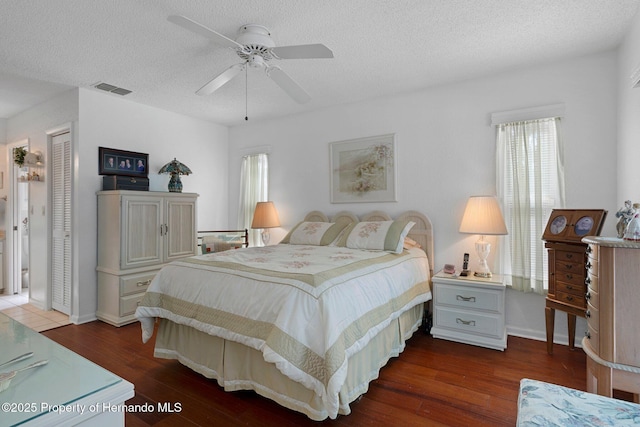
0,0,638,126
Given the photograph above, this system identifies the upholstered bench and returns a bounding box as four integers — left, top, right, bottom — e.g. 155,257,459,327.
517,378,640,426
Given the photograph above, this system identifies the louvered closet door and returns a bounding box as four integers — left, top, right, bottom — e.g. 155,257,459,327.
51,132,71,314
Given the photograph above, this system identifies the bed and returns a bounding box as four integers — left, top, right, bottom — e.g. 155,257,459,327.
135,210,434,420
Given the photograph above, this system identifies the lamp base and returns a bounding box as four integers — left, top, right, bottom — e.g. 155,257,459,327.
474,271,492,278
167,173,183,193
261,229,271,246
474,237,493,278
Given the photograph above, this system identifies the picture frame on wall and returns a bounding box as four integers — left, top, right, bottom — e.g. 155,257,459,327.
329,134,397,203
98,147,148,177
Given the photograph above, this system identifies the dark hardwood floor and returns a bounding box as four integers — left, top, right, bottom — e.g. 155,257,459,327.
43,321,587,426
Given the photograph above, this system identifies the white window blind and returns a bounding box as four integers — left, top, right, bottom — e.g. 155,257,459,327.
496,116,565,294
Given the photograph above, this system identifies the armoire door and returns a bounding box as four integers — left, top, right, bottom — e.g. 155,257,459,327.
51,132,71,314
121,195,163,269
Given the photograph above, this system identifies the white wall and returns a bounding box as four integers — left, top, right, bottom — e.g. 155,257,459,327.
5,88,229,323
618,10,640,202
229,51,619,345
6,89,79,308
74,89,229,322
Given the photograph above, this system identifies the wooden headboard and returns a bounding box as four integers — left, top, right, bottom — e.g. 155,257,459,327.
303,210,435,276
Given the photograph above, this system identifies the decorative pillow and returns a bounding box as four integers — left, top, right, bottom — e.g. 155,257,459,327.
283,221,351,246
340,220,416,254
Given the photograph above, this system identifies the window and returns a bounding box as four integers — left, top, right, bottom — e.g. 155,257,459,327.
496,115,565,294
238,153,269,247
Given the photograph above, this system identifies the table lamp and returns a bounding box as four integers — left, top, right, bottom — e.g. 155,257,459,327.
251,201,280,245
459,196,508,278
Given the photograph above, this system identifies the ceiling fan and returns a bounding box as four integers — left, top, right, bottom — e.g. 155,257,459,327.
168,15,334,104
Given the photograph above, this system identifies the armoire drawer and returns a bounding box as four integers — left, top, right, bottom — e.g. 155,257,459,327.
585,287,599,310
555,290,586,309
120,293,145,317
586,322,599,355
585,272,598,294
556,281,585,296
121,271,157,296
585,301,599,331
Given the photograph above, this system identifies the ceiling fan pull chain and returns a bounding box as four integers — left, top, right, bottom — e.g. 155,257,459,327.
245,65,249,121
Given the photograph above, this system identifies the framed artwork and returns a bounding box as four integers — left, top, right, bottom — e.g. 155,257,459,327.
330,134,397,203
542,209,607,243
98,147,148,177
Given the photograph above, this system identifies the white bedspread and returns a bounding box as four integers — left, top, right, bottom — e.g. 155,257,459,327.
135,244,431,419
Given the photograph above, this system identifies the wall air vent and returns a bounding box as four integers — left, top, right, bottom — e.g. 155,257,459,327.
93,82,132,96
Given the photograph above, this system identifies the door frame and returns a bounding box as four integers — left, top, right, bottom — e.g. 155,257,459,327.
5,139,29,297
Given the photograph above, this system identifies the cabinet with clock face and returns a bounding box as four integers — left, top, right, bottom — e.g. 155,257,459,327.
542,209,607,354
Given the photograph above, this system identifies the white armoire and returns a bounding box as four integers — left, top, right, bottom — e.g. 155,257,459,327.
96,190,198,326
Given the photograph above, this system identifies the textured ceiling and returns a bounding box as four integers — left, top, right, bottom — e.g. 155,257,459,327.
0,0,638,126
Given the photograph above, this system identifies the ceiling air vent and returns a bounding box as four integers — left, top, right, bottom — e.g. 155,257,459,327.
93,82,132,96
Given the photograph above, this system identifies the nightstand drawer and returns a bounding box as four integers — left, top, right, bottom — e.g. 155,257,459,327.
434,306,503,338
436,283,503,312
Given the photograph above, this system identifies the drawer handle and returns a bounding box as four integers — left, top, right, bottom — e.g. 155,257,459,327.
564,274,573,280
566,296,573,302
585,310,591,318
585,277,591,286
585,331,591,339
586,245,593,254
586,262,592,269
564,264,574,270
456,318,476,327
565,253,574,259
456,295,476,303
585,292,591,301
137,279,152,287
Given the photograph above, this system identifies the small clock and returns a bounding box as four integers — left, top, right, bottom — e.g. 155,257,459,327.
574,216,595,236
550,215,567,234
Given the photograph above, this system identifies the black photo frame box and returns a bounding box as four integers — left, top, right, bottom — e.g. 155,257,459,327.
99,147,148,177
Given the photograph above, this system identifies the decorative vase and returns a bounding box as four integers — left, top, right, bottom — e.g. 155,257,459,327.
167,173,183,193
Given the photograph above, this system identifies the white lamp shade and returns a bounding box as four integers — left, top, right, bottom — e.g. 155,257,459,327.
251,201,281,229
459,196,508,235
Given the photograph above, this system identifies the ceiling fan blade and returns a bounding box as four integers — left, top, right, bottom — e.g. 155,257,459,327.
271,44,334,60
168,15,243,49
196,63,245,96
266,66,311,104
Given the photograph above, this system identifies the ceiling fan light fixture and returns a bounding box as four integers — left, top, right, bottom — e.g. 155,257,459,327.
236,24,275,48
248,55,265,68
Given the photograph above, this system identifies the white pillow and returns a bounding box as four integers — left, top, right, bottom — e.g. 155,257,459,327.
342,220,415,254
287,221,350,246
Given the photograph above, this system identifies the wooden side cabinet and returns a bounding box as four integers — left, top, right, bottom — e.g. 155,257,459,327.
544,241,587,354
542,209,606,354
430,271,506,351
582,237,640,400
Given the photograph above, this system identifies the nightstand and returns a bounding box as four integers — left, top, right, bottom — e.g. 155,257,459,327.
430,270,507,350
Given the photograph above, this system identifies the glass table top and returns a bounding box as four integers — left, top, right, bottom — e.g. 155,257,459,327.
0,312,125,426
